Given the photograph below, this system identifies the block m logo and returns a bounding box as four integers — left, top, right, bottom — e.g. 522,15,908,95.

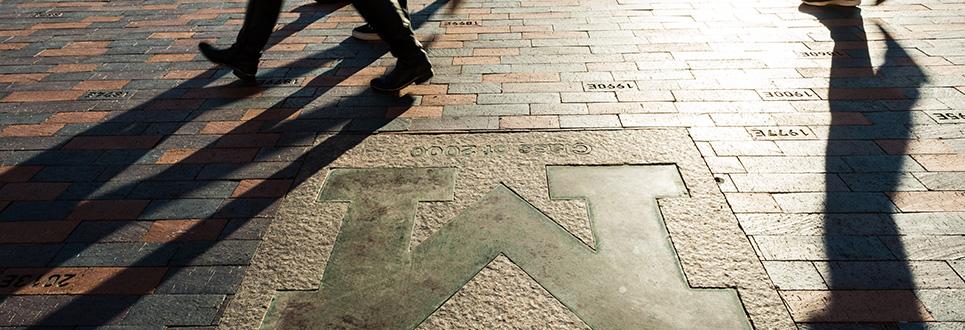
264,166,749,329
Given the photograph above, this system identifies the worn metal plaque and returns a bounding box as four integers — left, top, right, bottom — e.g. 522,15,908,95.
221,130,793,329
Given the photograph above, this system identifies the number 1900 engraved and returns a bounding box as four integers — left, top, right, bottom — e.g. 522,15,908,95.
410,143,591,157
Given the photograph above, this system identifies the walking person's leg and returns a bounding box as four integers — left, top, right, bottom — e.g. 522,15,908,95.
199,0,284,81
352,0,432,91
351,0,408,40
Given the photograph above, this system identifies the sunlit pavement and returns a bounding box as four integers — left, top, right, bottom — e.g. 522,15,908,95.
0,0,963,328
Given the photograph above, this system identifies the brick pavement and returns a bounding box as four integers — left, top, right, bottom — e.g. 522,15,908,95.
0,0,963,328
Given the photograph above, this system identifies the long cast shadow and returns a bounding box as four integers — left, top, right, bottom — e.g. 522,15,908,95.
0,0,457,327
800,4,928,325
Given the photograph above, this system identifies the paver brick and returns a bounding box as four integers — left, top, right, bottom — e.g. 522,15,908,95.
156,266,246,294
52,242,178,267
781,290,933,322
144,219,227,243
762,261,827,290
119,294,225,326
813,261,965,289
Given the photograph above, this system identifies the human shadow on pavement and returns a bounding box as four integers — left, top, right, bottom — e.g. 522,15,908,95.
0,0,456,327
799,4,929,325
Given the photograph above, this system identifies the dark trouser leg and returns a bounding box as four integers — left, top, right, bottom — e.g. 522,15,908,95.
350,0,425,62
234,0,284,56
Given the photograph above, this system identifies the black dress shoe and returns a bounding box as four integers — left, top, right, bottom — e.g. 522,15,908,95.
370,58,433,92
198,42,260,82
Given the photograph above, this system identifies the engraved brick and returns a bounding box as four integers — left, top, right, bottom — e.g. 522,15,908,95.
71,80,130,91
0,267,166,294
144,219,227,242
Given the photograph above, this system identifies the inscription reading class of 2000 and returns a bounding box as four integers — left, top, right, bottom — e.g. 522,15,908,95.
411,143,592,157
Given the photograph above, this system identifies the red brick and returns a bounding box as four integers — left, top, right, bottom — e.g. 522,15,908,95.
0,43,28,51
0,183,70,201
0,123,65,137
64,136,161,150
1,90,84,102
232,179,292,198
157,148,259,164
46,111,110,124
81,16,122,23
782,290,933,322
64,41,110,49
200,121,262,134
67,200,149,220
163,70,213,80
31,22,92,30
0,221,78,243
401,84,448,95
143,219,227,242
0,267,166,295
386,106,443,118
0,166,42,182
0,74,47,83
148,32,196,39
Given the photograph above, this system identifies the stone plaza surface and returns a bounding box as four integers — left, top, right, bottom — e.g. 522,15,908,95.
0,0,963,328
